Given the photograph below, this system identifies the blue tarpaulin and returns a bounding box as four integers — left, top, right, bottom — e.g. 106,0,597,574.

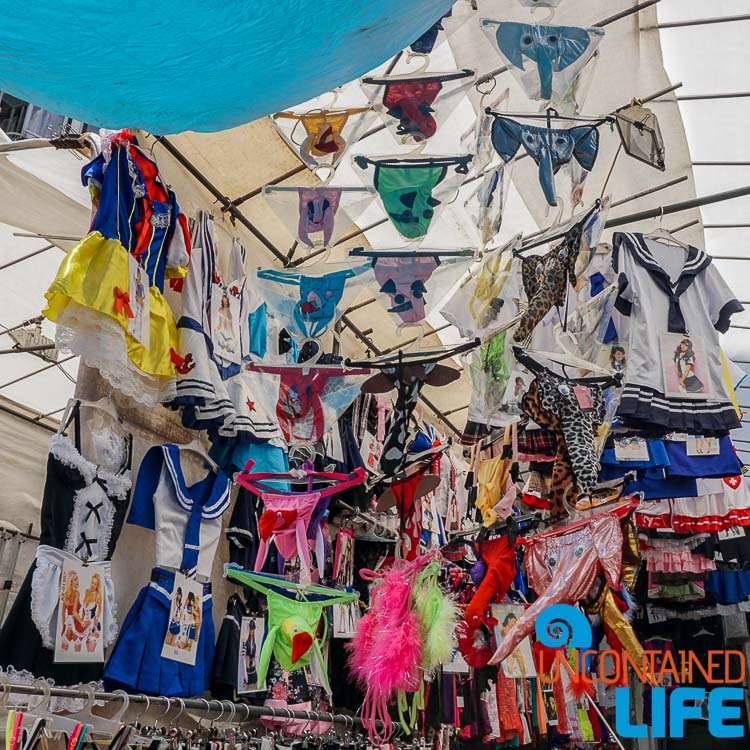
0,0,452,134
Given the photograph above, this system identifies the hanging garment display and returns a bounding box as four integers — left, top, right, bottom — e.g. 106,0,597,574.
0,402,131,686
43,130,190,406
226,568,357,694
350,248,473,326
262,185,378,250
466,164,509,247
361,69,475,144
354,154,472,240
490,511,642,668
104,444,231,696
442,238,522,339
480,21,604,103
515,350,618,520
271,107,373,170
513,201,605,342
244,363,372,445
235,465,366,582
347,552,443,743
613,232,743,431
254,259,373,342
463,536,517,628
169,211,280,445
487,112,606,206
615,101,666,171
352,342,477,475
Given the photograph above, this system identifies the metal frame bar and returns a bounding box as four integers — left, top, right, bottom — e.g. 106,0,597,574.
0,682,377,728
0,316,44,337
0,354,77,391
693,161,750,166
0,343,56,355
0,244,55,272
646,13,750,29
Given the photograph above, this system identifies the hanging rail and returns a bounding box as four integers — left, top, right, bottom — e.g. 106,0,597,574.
518,184,750,253
1,682,375,729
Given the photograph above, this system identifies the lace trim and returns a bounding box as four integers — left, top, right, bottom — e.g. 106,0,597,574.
56,303,176,407
0,668,104,712
49,435,132,497
30,554,57,649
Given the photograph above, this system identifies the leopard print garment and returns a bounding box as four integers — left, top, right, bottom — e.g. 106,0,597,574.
522,370,607,521
513,222,584,343
521,380,578,521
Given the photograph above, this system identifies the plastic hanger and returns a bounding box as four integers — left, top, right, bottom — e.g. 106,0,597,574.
517,345,616,378
66,687,125,737
24,680,87,735
177,437,219,473
57,397,121,436
645,206,689,250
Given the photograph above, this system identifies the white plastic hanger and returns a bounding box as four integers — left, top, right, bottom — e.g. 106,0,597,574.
645,206,689,250
178,437,219,473
57,397,121,436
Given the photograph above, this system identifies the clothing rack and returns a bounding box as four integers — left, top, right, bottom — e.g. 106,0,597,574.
1,682,377,729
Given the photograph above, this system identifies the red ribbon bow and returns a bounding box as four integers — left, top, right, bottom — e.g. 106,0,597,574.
113,287,134,318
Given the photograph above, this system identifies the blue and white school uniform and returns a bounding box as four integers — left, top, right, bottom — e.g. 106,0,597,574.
613,233,743,432
103,444,230,697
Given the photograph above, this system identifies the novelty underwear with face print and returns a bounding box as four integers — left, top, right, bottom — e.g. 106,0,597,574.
272,108,370,167
354,155,472,240
255,260,373,340
226,567,357,694
298,187,341,247
488,112,603,206
362,70,474,143
481,21,604,103
352,249,473,326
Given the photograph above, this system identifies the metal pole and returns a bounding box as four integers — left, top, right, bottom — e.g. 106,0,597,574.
646,13,750,30
0,402,59,433
610,175,688,209
605,184,750,230
12,232,79,242
0,354,76,391
0,343,56,355
693,161,750,166
344,297,378,315
676,92,750,101
1,681,380,728
0,244,55,272
519,185,750,254
704,224,750,229
0,527,28,622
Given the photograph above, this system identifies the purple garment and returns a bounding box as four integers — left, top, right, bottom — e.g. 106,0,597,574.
298,187,342,246
373,255,440,324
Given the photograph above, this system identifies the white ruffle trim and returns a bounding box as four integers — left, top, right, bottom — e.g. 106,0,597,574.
30,546,118,650
55,302,176,407
0,668,103,712
50,435,132,498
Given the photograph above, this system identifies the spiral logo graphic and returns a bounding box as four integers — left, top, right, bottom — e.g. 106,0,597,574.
535,604,592,649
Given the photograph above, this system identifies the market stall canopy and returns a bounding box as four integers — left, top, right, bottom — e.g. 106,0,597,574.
0,0,452,134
